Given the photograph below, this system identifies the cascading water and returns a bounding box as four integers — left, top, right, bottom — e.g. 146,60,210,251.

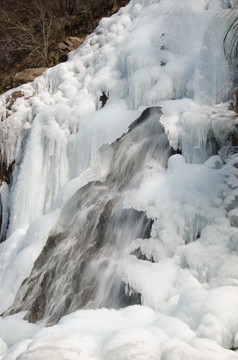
5,107,172,324
1,0,238,359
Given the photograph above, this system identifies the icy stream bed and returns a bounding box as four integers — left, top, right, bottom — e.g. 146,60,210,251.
1,0,238,359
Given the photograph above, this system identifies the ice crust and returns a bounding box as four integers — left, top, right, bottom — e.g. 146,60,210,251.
1,0,238,359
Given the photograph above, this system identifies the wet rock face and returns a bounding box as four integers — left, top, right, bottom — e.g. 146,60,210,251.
109,107,174,188
5,107,172,325
0,203,8,243
0,161,14,243
6,200,153,324
0,161,14,187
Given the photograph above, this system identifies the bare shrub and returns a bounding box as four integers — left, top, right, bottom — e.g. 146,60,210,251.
0,0,129,93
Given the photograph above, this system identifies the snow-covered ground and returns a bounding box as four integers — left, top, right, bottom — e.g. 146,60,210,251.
1,0,238,359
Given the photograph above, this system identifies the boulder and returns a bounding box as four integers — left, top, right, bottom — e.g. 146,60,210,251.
64,36,85,49
13,67,47,87
55,36,86,64
58,36,86,53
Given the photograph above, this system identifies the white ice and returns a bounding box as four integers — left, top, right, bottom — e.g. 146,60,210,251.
1,0,238,359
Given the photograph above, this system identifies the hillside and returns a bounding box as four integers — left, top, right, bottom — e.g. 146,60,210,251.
0,0,129,94
1,0,238,359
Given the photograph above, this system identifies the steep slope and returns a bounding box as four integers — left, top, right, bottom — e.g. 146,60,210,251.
1,0,238,359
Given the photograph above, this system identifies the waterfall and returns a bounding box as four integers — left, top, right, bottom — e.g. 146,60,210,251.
1,0,238,359
5,107,172,325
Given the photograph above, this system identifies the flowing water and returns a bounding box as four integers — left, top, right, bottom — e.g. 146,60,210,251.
1,1,238,359
5,107,174,324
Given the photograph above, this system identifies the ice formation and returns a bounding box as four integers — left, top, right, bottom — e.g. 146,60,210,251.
1,0,238,359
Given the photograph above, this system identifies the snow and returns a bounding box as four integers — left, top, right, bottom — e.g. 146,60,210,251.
1,307,238,360
0,211,59,313
1,0,238,359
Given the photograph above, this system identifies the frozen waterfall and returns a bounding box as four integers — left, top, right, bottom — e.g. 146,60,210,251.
1,0,238,359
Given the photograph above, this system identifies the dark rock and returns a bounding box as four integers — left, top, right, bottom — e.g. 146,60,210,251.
109,208,154,240
128,107,163,132
118,282,141,307
27,295,46,323
56,36,86,64
5,91,24,114
0,161,14,186
95,198,116,248
99,92,108,108
0,161,14,243
131,247,155,262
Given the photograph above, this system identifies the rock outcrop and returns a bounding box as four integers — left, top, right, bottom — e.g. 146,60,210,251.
13,68,47,88
10,37,86,88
